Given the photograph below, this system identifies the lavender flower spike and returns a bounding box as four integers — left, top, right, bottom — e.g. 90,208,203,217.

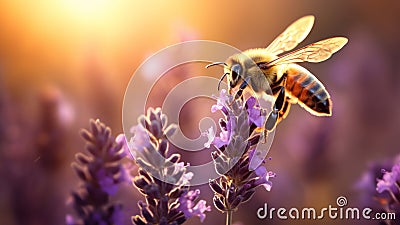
67,119,130,225
130,107,210,225
207,90,275,225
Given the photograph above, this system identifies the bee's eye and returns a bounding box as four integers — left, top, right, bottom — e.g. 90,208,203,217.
231,64,242,81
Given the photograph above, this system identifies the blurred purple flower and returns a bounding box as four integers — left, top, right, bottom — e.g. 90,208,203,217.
377,166,399,194
130,108,210,225
377,163,400,198
375,160,400,225
66,119,130,225
356,155,400,224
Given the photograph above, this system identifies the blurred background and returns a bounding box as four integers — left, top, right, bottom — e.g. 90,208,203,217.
1,0,400,224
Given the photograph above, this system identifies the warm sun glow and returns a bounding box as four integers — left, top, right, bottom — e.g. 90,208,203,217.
61,0,114,20
0,0,187,91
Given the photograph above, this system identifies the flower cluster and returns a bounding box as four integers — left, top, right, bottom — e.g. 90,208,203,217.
129,108,210,225
377,163,400,197
376,160,400,221
206,90,275,214
356,155,400,225
67,119,130,225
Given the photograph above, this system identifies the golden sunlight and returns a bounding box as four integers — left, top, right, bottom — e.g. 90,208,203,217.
60,0,118,24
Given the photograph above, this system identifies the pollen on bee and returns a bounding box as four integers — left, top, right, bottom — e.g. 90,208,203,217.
254,127,264,132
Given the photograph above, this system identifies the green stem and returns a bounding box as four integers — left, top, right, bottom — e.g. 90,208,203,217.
226,210,233,225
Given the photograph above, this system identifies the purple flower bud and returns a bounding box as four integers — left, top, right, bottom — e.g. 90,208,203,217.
96,168,119,195
209,180,224,195
213,195,227,211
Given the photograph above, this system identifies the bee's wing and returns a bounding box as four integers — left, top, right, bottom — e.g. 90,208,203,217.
266,37,348,66
265,15,315,55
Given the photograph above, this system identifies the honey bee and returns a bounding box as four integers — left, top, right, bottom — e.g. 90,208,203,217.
207,15,348,131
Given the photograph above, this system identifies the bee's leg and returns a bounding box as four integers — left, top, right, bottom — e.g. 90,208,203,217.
274,75,290,124
259,87,285,143
234,77,251,100
266,90,283,131
271,86,283,95
277,98,291,124
266,87,285,130
258,87,284,141
268,86,289,125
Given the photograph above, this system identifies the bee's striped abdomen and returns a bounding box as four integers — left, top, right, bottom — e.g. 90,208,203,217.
285,66,332,116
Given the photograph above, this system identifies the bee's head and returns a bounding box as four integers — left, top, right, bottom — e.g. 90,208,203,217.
224,56,246,91
206,53,253,91
205,59,243,91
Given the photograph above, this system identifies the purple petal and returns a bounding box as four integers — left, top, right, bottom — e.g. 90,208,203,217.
262,181,273,191
254,166,275,192
246,97,257,108
255,165,267,177
248,108,264,127
218,89,229,101
212,129,229,148
211,104,223,113
203,127,215,148
128,124,151,157
96,169,119,195
65,215,76,225
192,200,211,223
110,205,124,225
211,89,230,113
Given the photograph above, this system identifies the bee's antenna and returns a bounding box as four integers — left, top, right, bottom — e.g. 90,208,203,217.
218,72,229,91
206,62,228,90
205,62,227,68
